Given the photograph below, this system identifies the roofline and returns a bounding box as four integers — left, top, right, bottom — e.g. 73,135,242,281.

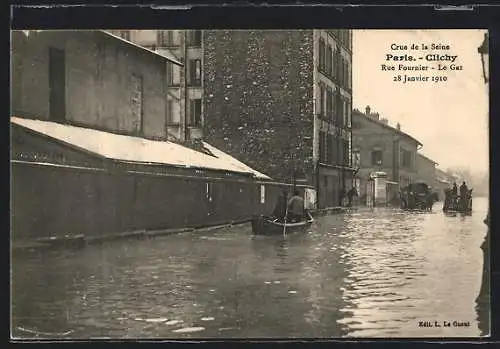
11,117,270,179
99,31,184,66
352,109,423,147
416,152,438,165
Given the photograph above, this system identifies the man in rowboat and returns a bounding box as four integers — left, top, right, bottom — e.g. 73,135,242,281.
287,190,305,222
273,190,289,222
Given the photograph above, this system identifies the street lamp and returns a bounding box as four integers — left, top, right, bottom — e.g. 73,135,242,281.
478,32,489,84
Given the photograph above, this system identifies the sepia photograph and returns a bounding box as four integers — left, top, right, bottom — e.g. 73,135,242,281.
10,28,489,339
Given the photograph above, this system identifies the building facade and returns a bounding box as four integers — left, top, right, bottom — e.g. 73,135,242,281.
11,30,300,243
12,30,182,140
203,30,354,209
110,30,204,141
416,153,439,188
351,106,422,205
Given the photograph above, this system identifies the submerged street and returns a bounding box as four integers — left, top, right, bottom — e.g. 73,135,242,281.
12,198,488,339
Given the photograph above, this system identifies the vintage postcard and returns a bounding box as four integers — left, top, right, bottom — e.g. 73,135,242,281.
10,28,489,339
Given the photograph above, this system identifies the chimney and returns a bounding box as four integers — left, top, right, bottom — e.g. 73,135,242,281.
365,105,371,115
396,122,401,130
374,112,380,120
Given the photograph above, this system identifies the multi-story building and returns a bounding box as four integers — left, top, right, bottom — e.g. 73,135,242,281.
351,106,422,204
110,30,204,141
203,30,354,209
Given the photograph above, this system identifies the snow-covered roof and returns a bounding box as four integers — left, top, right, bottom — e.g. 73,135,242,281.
11,117,271,179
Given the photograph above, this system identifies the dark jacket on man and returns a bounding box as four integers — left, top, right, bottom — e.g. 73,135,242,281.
273,192,288,220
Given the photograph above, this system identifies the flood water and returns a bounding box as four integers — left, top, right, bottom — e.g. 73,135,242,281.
11,197,489,339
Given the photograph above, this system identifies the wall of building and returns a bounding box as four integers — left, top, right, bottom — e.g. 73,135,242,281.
116,29,204,141
204,30,315,183
416,153,438,185
312,30,353,208
11,162,307,242
12,31,169,140
11,122,308,242
352,109,420,201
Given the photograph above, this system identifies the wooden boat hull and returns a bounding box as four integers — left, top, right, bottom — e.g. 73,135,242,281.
251,214,314,236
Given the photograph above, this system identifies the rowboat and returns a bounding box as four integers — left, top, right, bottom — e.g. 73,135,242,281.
251,212,314,236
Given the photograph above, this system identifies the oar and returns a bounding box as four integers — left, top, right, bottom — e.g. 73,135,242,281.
283,199,289,238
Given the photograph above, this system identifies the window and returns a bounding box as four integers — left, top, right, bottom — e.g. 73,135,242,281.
189,99,202,126
335,49,340,81
344,61,348,88
352,150,361,168
339,57,344,88
260,185,266,204
188,30,202,46
167,62,180,86
330,46,335,77
336,92,342,126
318,84,325,117
326,45,332,76
343,140,349,167
48,47,66,122
338,138,344,166
326,87,333,121
120,31,130,41
188,59,202,86
319,131,326,162
371,150,383,166
347,101,352,127
402,150,412,167
327,134,334,164
157,30,174,46
319,38,326,71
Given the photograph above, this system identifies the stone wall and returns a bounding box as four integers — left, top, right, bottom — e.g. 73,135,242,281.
203,30,315,182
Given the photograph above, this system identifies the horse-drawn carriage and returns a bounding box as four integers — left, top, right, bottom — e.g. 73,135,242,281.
400,181,438,211
443,188,473,215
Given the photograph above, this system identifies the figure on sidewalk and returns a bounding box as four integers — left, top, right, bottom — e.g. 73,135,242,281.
347,187,358,207
459,181,469,211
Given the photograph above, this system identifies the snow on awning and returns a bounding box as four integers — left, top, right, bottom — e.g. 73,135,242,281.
11,117,271,179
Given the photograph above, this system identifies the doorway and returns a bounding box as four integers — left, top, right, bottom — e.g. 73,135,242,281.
49,47,66,122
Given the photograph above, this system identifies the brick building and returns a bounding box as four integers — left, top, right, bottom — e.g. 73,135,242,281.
351,106,422,204
203,30,354,209
10,30,295,243
111,30,204,141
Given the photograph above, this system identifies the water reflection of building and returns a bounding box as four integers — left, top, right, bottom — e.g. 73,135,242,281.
352,106,422,205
